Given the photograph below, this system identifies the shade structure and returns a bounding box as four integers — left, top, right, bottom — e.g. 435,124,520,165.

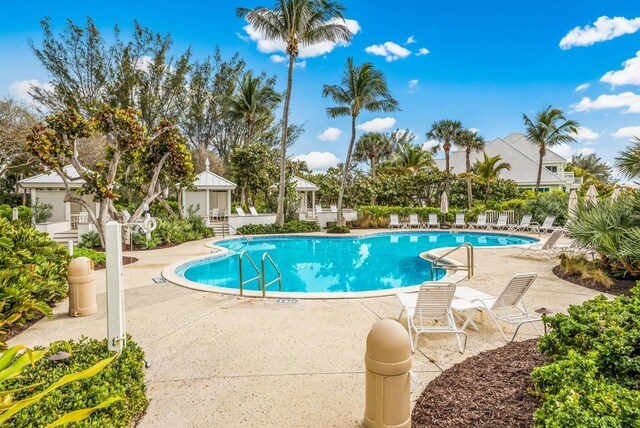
568,189,578,218
611,188,621,201
440,191,449,214
585,184,598,205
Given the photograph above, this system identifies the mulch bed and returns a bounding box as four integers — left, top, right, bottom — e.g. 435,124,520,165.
4,311,47,342
412,339,548,428
94,256,139,271
552,265,637,296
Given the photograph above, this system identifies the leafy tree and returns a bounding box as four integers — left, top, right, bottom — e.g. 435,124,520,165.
456,129,485,208
522,106,578,195
353,132,392,178
427,119,464,195
568,153,614,183
381,141,434,176
0,98,37,177
25,106,194,246
475,153,511,203
230,143,279,205
238,0,352,226
322,57,399,226
615,136,640,180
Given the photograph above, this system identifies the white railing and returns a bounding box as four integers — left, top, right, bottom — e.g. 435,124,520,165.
70,214,80,230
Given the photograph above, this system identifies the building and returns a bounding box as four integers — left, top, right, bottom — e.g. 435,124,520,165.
434,133,582,192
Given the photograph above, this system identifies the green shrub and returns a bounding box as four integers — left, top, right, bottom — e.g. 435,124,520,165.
522,191,568,224
356,206,457,228
558,254,614,287
78,231,101,249
32,198,53,223
0,218,69,346
237,220,320,235
132,215,213,249
327,224,350,234
0,205,31,225
73,248,106,265
2,336,148,427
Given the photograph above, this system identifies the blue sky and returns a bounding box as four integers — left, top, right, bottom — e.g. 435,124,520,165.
1,0,640,172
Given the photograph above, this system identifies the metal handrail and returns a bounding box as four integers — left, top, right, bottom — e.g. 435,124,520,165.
261,252,282,299
430,243,474,280
225,221,250,245
238,251,261,297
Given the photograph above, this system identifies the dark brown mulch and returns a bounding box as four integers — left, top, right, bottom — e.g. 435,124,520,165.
94,256,139,271
552,265,637,296
412,339,548,428
4,311,47,342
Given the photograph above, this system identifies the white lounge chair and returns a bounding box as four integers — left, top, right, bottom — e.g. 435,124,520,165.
235,207,246,216
388,214,403,228
397,282,467,353
517,229,564,261
330,204,337,213
528,216,556,234
407,213,421,228
453,273,542,342
488,214,508,230
452,213,466,229
248,206,259,216
509,214,532,232
469,213,487,229
426,213,440,228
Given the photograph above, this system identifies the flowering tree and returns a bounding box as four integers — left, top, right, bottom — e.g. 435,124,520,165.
26,106,194,245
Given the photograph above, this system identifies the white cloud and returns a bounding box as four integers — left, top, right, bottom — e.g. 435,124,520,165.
612,126,640,138
422,139,440,151
9,79,53,103
601,51,640,87
270,55,286,63
560,16,640,49
317,127,342,142
356,117,396,132
575,83,590,92
408,79,419,92
468,128,480,134
571,92,640,114
575,148,596,156
553,144,596,160
242,18,360,59
365,42,411,62
294,60,307,69
575,126,599,141
293,151,339,172
416,48,430,56
405,36,416,45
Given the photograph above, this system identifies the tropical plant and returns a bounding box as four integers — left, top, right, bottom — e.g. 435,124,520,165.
558,254,613,287
73,248,107,265
568,152,614,183
238,0,352,226
615,136,640,180
522,106,578,195
456,129,485,208
237,220,319,235
327,224,350,233
521,191,568,224
322,57,399,226
31,198,53,224
426,119,464,195
381,141,434,176
352,132,392,179
78,231,102,249
474,153,511,203
0,205,31,225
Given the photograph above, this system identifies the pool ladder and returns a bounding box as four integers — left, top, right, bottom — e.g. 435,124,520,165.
430,243,474,281
238,251,282,298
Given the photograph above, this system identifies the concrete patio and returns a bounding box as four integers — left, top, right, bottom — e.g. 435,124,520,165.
9,230,605,427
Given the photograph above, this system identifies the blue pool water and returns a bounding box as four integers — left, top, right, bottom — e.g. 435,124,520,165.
176,232,536,294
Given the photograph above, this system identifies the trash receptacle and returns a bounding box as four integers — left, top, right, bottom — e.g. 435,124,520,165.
68,256,97,317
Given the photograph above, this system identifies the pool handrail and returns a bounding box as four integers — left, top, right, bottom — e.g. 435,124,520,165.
261,252,282,298
430,243,474,280
238,251,261,297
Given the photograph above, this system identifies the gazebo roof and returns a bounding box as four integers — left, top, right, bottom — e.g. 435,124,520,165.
292,176,319,191
18,165,84,189
192,160,237,190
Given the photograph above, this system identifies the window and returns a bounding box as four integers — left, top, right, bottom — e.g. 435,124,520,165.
544,165,558,173
539,188,550,193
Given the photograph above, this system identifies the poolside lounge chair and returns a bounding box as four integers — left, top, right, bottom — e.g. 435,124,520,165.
528,216,556,234
452,213,466,229
397,282,467,353
236,207,246,216
248,206,259,216
426,214,440,228
407,213,421,228
388,214,403,228
517,229,564,261
330,204,337,213
469,213,487,229
488,214,508,230
509,214,532,232
452,273,541,342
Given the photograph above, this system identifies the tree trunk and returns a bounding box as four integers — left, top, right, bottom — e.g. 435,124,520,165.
444,140,451,195
370,154,377,205
241,183,248,206
484,181,490,204
337,115,357,227
535,147,545,196
276,56,295,226
466,149,472,209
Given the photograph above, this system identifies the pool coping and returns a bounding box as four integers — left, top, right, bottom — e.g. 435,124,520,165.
162,229,539,299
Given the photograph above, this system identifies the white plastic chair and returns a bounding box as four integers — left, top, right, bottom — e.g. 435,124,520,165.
453,273,542,342
407,213,421,228
452,213,466,229
426,213,440,228
517,229,564,261
529,216,556,234
388,214,403,228
397,282,467,353
509,214,532,231
469,213,487,229
236,207,246,216
488,214,508,230
248,206,259,216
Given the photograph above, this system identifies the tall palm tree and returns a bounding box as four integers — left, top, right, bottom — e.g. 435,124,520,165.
352,132,392,178
522,106,578,195
456,130,485,209
475,152,511,204
426,119,464,195
382,141,434,176
322,57,399,226
226,71,281,147
615,136,640,180
238,1,352,225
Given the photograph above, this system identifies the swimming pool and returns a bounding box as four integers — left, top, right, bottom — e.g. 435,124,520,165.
167,231,537,297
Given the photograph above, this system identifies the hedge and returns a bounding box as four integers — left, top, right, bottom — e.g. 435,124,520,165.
0,204,31,225
237,220,320,235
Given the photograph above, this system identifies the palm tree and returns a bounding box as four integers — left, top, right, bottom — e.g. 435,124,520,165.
382,141,434,176
426,119,464,195
226,71,281,147
322,57,399,226
352,132,392,178
238,1,352,225
615,136,640,180
456,130,485,209
475,152,511,204
522,106,578,195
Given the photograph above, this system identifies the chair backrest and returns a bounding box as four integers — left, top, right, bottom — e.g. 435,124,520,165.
330,204,337,213
429,213,438,223
520,214,532,226
496,214,507,226
236,207,245,216
493,273,537,309
455,213,465,224
248,206,258,216
409,213,419,224
390,213,399,224
415,282,456,319
542,229,564,250
541,216,556,228
476,213,487,225
210,208,219,216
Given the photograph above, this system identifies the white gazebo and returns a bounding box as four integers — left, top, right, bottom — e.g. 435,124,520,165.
291,176,319,215
181,159,237,222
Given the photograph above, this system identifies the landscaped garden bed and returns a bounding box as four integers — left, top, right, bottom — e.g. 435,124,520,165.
552,264,637,296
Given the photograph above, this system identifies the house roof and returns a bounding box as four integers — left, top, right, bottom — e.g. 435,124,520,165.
192,170,237,190
502,133,567,163
291,176,319,191
18,165,85,189
434,137,565,185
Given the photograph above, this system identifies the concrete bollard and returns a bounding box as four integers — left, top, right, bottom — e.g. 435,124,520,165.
68,256,97,317
364,319,412,428
12,207,18,221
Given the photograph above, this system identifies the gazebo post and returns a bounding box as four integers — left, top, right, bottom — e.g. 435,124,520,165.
312,191,316,215
227,190,232,216
205,189,210,223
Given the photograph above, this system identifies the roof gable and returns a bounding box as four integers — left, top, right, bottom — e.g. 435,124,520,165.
502,133,567,163
18,165,85,188
193,170,237,190
292,176,319,191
